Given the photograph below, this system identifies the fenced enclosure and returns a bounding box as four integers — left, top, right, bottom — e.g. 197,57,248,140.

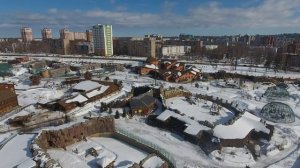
115,127,177,168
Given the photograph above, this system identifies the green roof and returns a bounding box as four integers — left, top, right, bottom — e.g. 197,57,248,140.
0,63,12,74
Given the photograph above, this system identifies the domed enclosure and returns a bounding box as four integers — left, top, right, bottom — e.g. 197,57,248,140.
260,102,295,123
264,86,290,99
276,83,288,89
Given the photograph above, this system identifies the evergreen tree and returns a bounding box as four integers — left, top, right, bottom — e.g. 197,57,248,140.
129,110,133,117
108,107,112,114
122,108,127,118
115,110,120,119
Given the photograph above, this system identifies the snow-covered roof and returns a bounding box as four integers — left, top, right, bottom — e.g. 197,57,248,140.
184,124,210,136
190,71,197,75
157,110,210,136
144,64,158,69
177,72,182,76
85,85,109,98
156,109,175,121
213,112,270,139
191,67,200,73
72,80,102,92
97,155,116,168
142,156,164,168
164,71,171,75
65,94,88,103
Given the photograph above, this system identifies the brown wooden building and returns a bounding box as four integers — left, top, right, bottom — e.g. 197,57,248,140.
0,83,18,115
129,94,156,115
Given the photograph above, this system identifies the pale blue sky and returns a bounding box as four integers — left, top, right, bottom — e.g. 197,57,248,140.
0,0,300,38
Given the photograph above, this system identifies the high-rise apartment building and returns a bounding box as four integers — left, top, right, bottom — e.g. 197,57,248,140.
41,28,52,41
20,27,33,42
60,28,87,41
92,24,113,56
86,29,93,42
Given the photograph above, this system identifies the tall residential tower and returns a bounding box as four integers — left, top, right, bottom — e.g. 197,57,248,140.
20,27,33,42
92,24,113,56
41,28,52,41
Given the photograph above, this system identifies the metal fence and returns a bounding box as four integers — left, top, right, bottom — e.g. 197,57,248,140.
116,127,177,168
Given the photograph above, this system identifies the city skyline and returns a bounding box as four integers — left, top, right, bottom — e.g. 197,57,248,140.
1,0,300,38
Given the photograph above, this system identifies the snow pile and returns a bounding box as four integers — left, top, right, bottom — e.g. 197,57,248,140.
96,155,116,168
142,156,164,168
213,112,270,139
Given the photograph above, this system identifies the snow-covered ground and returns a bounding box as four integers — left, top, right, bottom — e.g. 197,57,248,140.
0,134,35,168
197,64,300,79
116,118,224,168
209,147,256,167
48,137,148,168
166,96,235,125
17,87,65,106
0,60,299,168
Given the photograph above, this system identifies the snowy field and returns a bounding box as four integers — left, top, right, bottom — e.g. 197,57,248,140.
48,137,148,168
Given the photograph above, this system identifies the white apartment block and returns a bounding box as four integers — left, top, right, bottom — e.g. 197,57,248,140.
162,45,191,57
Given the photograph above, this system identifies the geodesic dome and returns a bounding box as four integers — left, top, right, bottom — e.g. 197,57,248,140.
260,102,295,123
264,86,289,99
276,83,288,89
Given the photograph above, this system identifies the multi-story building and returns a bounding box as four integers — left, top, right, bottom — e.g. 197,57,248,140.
128,37,156,58
41,28,52,41
86,29,93,42
92,24,113,56
56,28,89,54
60,28,87,41
72,41,94,55
20,27,33,42
162,45,191,57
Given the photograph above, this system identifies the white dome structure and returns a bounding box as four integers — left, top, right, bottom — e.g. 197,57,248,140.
260,102,295,123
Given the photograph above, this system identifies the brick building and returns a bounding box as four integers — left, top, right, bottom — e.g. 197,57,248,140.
0,83,19,115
